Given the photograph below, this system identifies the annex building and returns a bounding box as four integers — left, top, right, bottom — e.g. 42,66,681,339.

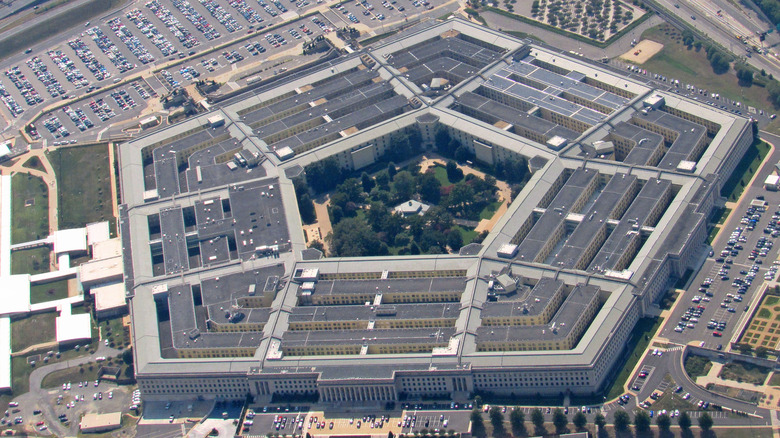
118,18,753,403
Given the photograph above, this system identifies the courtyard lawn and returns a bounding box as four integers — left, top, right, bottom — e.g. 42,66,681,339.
10,173,49,244
11,246,51,275
30,279,70,304
10,312,56,352
46,144,115,230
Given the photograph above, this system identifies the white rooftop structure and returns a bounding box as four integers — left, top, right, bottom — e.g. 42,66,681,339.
393,200,431,216
56,311,92,344
53,228,87,254
275,146,295,160
546,135,568,151
86,221,111,247
0,274,30,315
0,317,10,391
91,282,127,313
91,238,122,260
765,174,779,190
208,115,225,128
0,143,10,160
79,256,123,287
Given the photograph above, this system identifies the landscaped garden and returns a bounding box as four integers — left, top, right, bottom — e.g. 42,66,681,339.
297,129,530,257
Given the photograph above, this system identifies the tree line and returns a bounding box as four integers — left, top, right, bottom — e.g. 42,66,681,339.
469,404,714,438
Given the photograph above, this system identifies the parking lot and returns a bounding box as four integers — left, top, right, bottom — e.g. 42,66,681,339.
0,380,138,436
31,79,155,144
661,190,780,348
0,0,334,127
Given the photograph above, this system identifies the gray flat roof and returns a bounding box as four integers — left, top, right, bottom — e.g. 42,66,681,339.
588,178,672,273
282,327,456,348
515,168,598,261
289,302,460,323
637,109,707,170
159,207,189,275
551,173,638,269
481,277,564,318
476,283,600,342
310,276,467,297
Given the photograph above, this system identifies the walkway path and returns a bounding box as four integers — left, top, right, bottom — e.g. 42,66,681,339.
107,142,119,220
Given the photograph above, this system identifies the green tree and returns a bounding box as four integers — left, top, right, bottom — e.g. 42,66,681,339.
634,410,651,434
613,410,630,432
392,171,416,201
698,412,713,432
455,145,473,163
375,171,390,189
388,162,398,180
447,229,464,251
448,182,475,213
361,171,375,193
490,406,506,437
446,161,463,182
656,413,671,431
122,347,133,364
678,411,691,430
327,217,382,256
418,173,442,204
471,409,487,438
367,201,389,232
738,343,753,355
756,346,769,358
572,411,587,431
297,192,316,224
308,240,325,253
594,413,606,431
510,408,526,437
531,408,545,434
552,409,568,433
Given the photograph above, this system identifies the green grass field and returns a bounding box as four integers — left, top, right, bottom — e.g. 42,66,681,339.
720,140,771,201
479,201,501,220
30,279,70,304
11,247,51,275
21,156,43,171
11,173,49,245
0,0,129,61
684,354,712,379
101,316,131,350
606,317,663,400
719,361,771,384
10,312,57,352
47,144,115,230
640,24,773,111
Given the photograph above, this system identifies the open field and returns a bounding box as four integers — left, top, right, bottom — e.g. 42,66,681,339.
11,246,51,275
640,24,772,111
11,173,49,245
10,312,57,352
0,0,130,61
47,144,115,230
30,278,70,304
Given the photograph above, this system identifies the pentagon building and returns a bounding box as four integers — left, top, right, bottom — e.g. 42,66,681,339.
118,18,753,402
